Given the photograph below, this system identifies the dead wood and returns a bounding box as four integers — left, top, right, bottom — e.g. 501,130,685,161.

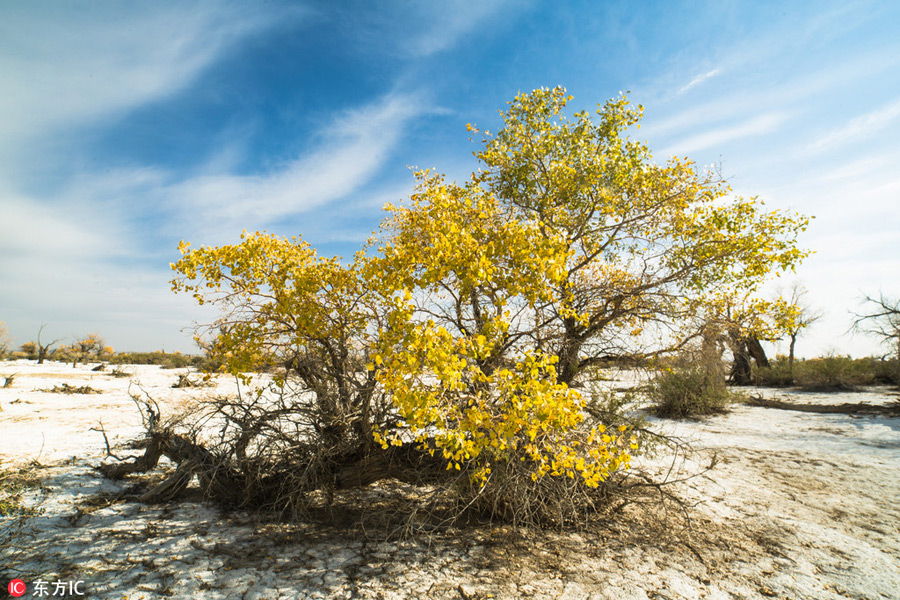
40,383,102,394
98,422,447,509
747,395,900,416
98,429,243,502
140,459,199,503
96,384,693,528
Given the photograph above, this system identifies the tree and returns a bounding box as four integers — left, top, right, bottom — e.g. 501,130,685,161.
370,89,807,512
157,87,809,525
170,234,405,497
687,294,785,385
853,293,900,381
25,324,62,364
464,89,807,383
0,322,10,357
19,341,37,359
63,333,106,367
375,88,808,384
782,282,822,378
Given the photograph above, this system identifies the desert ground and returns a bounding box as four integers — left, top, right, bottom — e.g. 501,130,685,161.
1,360,898,600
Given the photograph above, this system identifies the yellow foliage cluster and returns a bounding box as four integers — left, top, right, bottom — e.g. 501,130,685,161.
371,307,634,488
371,170,570,306
172,232,380,382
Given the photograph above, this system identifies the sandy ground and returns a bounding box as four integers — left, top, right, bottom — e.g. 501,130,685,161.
1,360,898,600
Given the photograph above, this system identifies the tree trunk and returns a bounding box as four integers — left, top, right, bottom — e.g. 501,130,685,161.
895,338,900,385
557,319,584,386
788,334,797,381
746,335,770,368
729,340,753,385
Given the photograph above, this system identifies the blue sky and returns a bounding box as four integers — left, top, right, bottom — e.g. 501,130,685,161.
1,0,898,357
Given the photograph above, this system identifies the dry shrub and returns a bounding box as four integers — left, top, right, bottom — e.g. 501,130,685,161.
649,367,734,419
0,463,40,517
171,372,211,389
40,383,102,394
98,380,701,534
793,355,876,390
0,462,43,570
109,366,131,378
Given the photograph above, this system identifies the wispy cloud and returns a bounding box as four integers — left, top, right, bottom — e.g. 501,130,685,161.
820,155,891,181
677,68,723,95
0,3,303,160
0,192,120,262
808,97,900,153
0,185,192,349
169,92,428,238
404,0,513,57
658,112,788,158
642,48,900,143
8,90,432,248
0,87,431,349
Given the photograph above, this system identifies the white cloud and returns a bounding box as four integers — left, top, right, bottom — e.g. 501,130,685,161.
641,49,900,144
403,0,514,57
1,89,431,257
330,0,515,60
168,91,428,238
0,192,120,261
677,68,723,95
0,186,205,352
820,155,891,181
809,98,900,153
658,112,788,157
0,5,432,352
0,3,302,161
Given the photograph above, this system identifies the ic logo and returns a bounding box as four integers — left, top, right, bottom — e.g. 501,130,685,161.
8,578,27,597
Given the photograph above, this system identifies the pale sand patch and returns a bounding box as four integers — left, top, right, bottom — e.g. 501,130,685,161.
1,360,898,599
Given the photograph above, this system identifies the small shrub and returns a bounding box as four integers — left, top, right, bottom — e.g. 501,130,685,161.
0,463,40,518
754,355,896,390
871,358,900,386
1,462,42,571
2,374,15,388
171,372,210,389
648,367,733,418
753,358,795,387
109,366,131,378
794,355,874,391
40,383,102,395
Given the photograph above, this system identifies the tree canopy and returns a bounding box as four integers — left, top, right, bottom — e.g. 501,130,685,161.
167,87,810,525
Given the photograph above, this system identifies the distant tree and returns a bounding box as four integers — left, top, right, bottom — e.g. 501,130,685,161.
853,293,900,381
20,341,38,359
65,333,106,367
709,295,791,385
782,282,822,379
0,321,11,357
29,324,62,364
